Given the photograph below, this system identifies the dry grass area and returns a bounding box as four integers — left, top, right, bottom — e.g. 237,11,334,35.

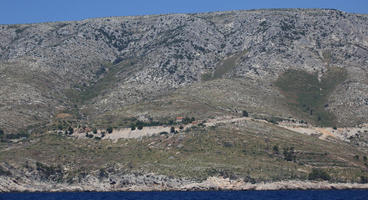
1,118,367,183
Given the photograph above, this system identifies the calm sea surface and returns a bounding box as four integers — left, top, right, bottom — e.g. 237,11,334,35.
0,190,367,200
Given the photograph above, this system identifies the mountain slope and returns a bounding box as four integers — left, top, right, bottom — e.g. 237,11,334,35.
1,9,368,191
0,9,367,133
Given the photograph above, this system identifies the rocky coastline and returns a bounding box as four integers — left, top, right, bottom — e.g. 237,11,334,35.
1,175,368,192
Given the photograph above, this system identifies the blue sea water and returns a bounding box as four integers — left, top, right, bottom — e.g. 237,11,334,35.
0,190,367,200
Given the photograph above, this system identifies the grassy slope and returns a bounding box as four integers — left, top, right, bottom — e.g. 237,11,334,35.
275,67,347,127
1,119,367,183
90,78,290,129
202,50,247,81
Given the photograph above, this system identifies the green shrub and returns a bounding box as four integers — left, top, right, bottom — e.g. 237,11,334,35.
308,168,331,181
106,127,113,134
5,132,29,139
361,176,368,184
182,117,195,124
283,147,296,161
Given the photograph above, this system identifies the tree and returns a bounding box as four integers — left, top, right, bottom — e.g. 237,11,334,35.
131,125,136,131
68,127,74,135
0,129,4,137
179,125,184,130
272,145,279,154
106,127,113,134
137,125,143,130
170,127,175,133
183,117,191,124
85,133,93,138
242,110,249,117
93,128,98,134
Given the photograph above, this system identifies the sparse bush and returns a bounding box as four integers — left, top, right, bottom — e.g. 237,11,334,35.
93,128,97,134
5,132,29,140
273,145,279,154
99,168,108,180
36,162,63,181
137,125,143,130
179,125,184,130
0,166,11,176
130,125,136,131
363,156,367,161
283,147,296,161
333,126,337,130
106,127,113,134
361,176,368,184
223,141,233,148
354,155,360,160
170,127,175,133
0,129,3,137
242,110,249,117
308,168,331,181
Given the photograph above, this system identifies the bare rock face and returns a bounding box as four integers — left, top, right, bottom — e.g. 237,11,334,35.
0,9,367,132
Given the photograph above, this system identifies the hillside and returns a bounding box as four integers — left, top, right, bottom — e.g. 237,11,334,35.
0,9,367,133
0,9,368,191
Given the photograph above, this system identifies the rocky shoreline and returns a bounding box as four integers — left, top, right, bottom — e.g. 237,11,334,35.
1,176,368,192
